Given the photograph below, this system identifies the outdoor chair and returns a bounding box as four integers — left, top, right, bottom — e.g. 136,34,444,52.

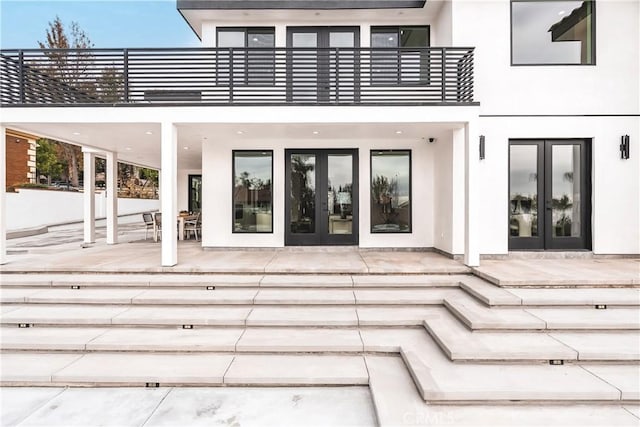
142,212,154,239
153,212,162,242
184,212,202,241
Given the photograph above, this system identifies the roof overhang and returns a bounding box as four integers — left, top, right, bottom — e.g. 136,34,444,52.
177,0,426,10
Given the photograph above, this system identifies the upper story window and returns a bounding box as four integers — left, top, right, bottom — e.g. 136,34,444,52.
217,28,275,85
511,0,595,65
371,26,430,84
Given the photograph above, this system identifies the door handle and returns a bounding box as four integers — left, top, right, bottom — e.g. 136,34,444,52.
546,200,552,211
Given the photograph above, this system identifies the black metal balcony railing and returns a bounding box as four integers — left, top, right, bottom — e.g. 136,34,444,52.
0,47,475,106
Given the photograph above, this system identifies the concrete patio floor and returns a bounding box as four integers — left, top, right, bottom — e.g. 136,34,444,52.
3,217,638,280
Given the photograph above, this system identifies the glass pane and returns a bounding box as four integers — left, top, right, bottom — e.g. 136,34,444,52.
233,152,272,233
371,31,397,48
328,155,353,235
329,32,355,48
371,151,411,233
512,1,594,64
248,32,274,48
400,27,429,47
509,145,539,238
552,145,581,237
189,176,202,213
291,33,318,101
292,33,317,48
248,32,275,85
290,154,316,234
218,31,245,48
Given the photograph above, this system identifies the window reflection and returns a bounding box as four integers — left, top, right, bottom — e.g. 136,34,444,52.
371,151,411,233
290,154,316,234
552,145,581,237
509,145,538,237
233,151,273,233
512,1,594,65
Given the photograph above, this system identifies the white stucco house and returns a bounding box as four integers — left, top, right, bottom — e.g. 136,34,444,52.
1,0,638,267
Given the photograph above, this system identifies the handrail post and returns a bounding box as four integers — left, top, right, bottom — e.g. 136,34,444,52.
229,47,234,103
123,49,129,103
441,47,447,103
335,47,340,104
18,50,25,104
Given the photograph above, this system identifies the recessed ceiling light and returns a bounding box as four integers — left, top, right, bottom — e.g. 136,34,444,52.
145,131,153,135
183,146,189,150
395,130,403,134
236,131,244,135
72,132,80,135
125,147,132,151
312,131,319,135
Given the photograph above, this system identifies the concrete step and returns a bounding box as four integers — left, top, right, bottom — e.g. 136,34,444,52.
366,355,640,426
0,352,368,386
423,310,579,362
505,287,640,307
0,326,366,353
398,332,632,403
0,305,445,327
445,297,640,331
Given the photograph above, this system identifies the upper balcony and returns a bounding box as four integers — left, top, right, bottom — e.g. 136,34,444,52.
0,47,475,107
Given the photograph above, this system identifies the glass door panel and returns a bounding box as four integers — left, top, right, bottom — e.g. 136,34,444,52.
290,32,318,102
289,153,316,234
285,149,358,245
509,139,590,251
551,144,581,238
329,31,356,103
509,144,540,244
327,154,353,235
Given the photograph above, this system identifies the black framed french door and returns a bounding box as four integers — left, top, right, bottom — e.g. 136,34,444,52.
509,139,591,250
285,149,359,246
286,27,360,103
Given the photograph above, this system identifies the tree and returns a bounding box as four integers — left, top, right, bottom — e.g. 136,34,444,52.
36,139,64,185
37,16,93,187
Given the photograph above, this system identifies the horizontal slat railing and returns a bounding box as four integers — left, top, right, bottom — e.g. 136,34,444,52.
0,47,475,106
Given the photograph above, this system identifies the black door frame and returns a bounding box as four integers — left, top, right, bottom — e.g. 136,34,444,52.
508,139,591,250
286,26,360,104
285,148,359,246
188,174,202,213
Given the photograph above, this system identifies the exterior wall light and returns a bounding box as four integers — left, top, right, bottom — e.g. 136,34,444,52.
620,135,630,159
479,135,486,160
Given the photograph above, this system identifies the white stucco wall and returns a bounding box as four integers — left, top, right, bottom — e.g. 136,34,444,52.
479,116,640,255
201,137,438,248
6,189,160,230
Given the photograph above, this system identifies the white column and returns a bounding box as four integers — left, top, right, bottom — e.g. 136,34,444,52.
464,121,480,267
160,122,178,266
105,151,118,244
0,126,7,264
83,150,96,244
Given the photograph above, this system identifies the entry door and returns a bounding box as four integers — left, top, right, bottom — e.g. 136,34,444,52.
287,27,359,103
285,149,359,245
509,139,591,250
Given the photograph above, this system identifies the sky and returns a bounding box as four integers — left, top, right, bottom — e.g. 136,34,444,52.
0,0,200,49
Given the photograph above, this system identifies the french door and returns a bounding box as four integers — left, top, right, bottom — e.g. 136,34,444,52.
285,149,359,245
509,139,591,250
287,27,359,103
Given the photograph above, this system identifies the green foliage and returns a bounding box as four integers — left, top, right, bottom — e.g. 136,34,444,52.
36,139,64,184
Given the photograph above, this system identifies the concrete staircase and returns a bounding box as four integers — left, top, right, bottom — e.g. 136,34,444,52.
1,271,639,424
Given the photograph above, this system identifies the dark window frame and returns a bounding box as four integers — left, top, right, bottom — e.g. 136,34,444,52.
370,149,413,234
231,149,274,234
370,26,431,86
510,0,596,66
216,27,276,86
188,174,202,213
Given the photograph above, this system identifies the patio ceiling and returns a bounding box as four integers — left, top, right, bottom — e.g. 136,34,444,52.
5,121,463,171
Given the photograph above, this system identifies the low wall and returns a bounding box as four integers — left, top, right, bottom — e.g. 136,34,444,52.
6,188,160,230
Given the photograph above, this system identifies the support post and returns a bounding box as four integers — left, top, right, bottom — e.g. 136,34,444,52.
464,121,480,267
0,126,7,264
83,150,96,244
160,122,178,266
105,151,118,244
